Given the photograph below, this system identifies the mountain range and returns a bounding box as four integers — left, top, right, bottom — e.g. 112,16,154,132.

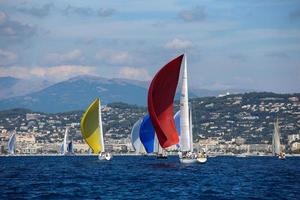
0,75,248,113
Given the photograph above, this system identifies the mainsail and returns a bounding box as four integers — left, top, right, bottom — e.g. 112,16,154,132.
148,55,183,148
61,128,69,154
180,55,192,152
8,132,16,154
80,98,104,154
272,119,281,156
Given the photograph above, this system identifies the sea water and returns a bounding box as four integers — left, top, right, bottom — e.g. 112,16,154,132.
0,156,299,199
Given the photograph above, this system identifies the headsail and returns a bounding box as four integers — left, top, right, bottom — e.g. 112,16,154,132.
139,114,156,153
148,55,183,148
131,119,143,153
80,98,104,154
8,132,16,154
180,55,191,152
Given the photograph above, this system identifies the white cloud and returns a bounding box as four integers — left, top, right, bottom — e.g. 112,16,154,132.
165,38,193,50
95,50,131,64
0,65,96,81
0,11,7,24
0,49,17,65
118,67,150,81
179,6,206,22
45,49,83,63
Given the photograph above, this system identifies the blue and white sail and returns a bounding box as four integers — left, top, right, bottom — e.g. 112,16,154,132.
7,132,16,155
139,114,156,153
131,112,181,154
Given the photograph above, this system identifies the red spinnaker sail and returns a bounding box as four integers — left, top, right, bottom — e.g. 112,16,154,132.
147,55,183,148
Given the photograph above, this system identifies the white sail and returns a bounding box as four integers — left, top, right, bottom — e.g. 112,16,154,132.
99,100,105,153
179,55,191,152
131,119,143,154
62,128,69,155
8,132,16,155
272,119,281,155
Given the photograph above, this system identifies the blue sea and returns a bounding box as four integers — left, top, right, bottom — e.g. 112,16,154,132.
0,156,299,199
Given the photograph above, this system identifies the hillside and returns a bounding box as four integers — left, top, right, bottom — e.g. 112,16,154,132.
1,92,299,147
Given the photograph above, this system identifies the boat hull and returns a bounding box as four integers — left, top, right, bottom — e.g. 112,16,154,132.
197,157,207,163
180,158,197,164
98,153,112,161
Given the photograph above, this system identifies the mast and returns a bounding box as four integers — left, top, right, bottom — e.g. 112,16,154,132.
180,54,191,152
99,99,105,153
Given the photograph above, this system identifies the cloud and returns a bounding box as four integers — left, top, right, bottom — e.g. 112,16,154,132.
0,12,36,46
165,38,193,50
0,49,18,65
178,6,206,22
118,67,150,81
45,49,83,64
64,5,93,16
228,54,247,62
17,3,54,17
289,9,300,20
0,11,7,24
63,5,115,17
0,65,96,81
265,52,289,59
95,50,131,64
98,8,115,17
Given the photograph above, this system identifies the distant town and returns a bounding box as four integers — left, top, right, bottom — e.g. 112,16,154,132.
0,92,300,155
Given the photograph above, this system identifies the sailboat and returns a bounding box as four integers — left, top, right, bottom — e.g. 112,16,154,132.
178,55,202,163
272,118,285,160
131,112,181,158
80,98,112,161
7,131,16,155
60,128,69,155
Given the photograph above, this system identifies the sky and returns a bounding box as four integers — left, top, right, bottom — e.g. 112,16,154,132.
0,0,300,93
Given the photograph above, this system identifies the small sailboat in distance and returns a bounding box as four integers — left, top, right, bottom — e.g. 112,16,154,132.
60,127,69,155
272,118,285,160
7,131,16,155
80,98,112,161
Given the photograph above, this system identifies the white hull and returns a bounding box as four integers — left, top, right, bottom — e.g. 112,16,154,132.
180,158,197,164
197,157,207,163
98,153,112,161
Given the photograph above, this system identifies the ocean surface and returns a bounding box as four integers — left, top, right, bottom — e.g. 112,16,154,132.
0,156,299,200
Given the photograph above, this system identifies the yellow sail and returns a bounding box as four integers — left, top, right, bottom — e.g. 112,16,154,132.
80,98,104,154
